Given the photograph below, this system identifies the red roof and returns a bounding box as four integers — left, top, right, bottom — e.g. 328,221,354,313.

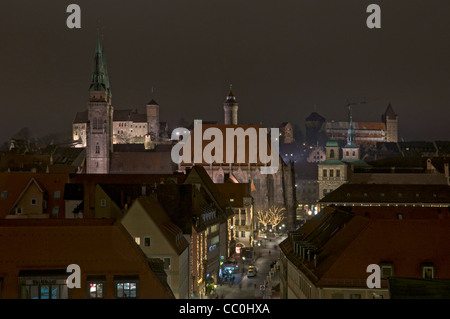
0,172,70,218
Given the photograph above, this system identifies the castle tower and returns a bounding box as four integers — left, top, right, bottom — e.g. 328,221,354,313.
382,103,398,142
305,112,326,146
86,30,113,174
146,97,160,142
223,85,239,125
342,105,360,160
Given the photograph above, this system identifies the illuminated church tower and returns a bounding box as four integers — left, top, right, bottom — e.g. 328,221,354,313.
342,105,360,160
86,31,113,174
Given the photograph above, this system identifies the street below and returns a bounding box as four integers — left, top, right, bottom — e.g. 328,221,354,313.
209,234,286,299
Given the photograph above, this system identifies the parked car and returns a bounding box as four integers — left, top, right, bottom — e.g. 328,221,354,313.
247,269,257,277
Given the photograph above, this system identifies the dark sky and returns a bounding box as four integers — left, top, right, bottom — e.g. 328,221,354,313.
1,0,450,143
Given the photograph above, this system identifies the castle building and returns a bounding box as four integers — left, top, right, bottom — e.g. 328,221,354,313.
305,104,399,147
72,35,168,151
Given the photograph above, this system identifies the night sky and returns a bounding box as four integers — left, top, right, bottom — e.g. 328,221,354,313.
1,0,450,144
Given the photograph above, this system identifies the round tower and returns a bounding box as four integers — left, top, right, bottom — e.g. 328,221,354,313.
146,98,160,141
224,85,239,125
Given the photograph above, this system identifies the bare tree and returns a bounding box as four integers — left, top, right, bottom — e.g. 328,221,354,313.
256,206,286,230
256,209,271,229
268,206,286,228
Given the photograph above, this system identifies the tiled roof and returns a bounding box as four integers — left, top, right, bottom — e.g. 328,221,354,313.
73,111,88,124
0,218,175,298
134,196,190,255
113,109,133,121
389,277,450,299
110,151,177,174
319,183,450,204
0,172,69,218
280,206,450,288
130,112,147,123
216,182,251,208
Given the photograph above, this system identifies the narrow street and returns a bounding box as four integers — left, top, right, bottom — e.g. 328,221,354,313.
209,234,286,299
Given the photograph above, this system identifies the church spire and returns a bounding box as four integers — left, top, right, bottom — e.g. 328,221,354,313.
346,105,356,146
89,29,110,95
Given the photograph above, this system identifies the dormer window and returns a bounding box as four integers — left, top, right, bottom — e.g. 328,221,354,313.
422,263,435,279
380,262,394,279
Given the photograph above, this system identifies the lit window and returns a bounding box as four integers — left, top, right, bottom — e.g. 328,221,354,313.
88,281,104,299
422,264,434,279
115,279,138,298
134,237,141,245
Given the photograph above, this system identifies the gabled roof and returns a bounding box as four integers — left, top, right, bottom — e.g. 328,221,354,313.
128,196,189,256
185,166,233,217
0,172,69,218
147,99,159,105
305,112,326,122
156,183,216,233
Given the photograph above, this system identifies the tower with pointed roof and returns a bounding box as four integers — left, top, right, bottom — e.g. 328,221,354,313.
382,103,398,142
342,105,360,161
146,91,160,142
86,30,113,174
223,85,238,125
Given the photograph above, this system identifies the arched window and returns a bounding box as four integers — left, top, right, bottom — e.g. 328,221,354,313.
330,149,335,158
95,143,100,154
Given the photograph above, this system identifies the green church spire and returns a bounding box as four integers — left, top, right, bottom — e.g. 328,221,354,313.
89,29,110,95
